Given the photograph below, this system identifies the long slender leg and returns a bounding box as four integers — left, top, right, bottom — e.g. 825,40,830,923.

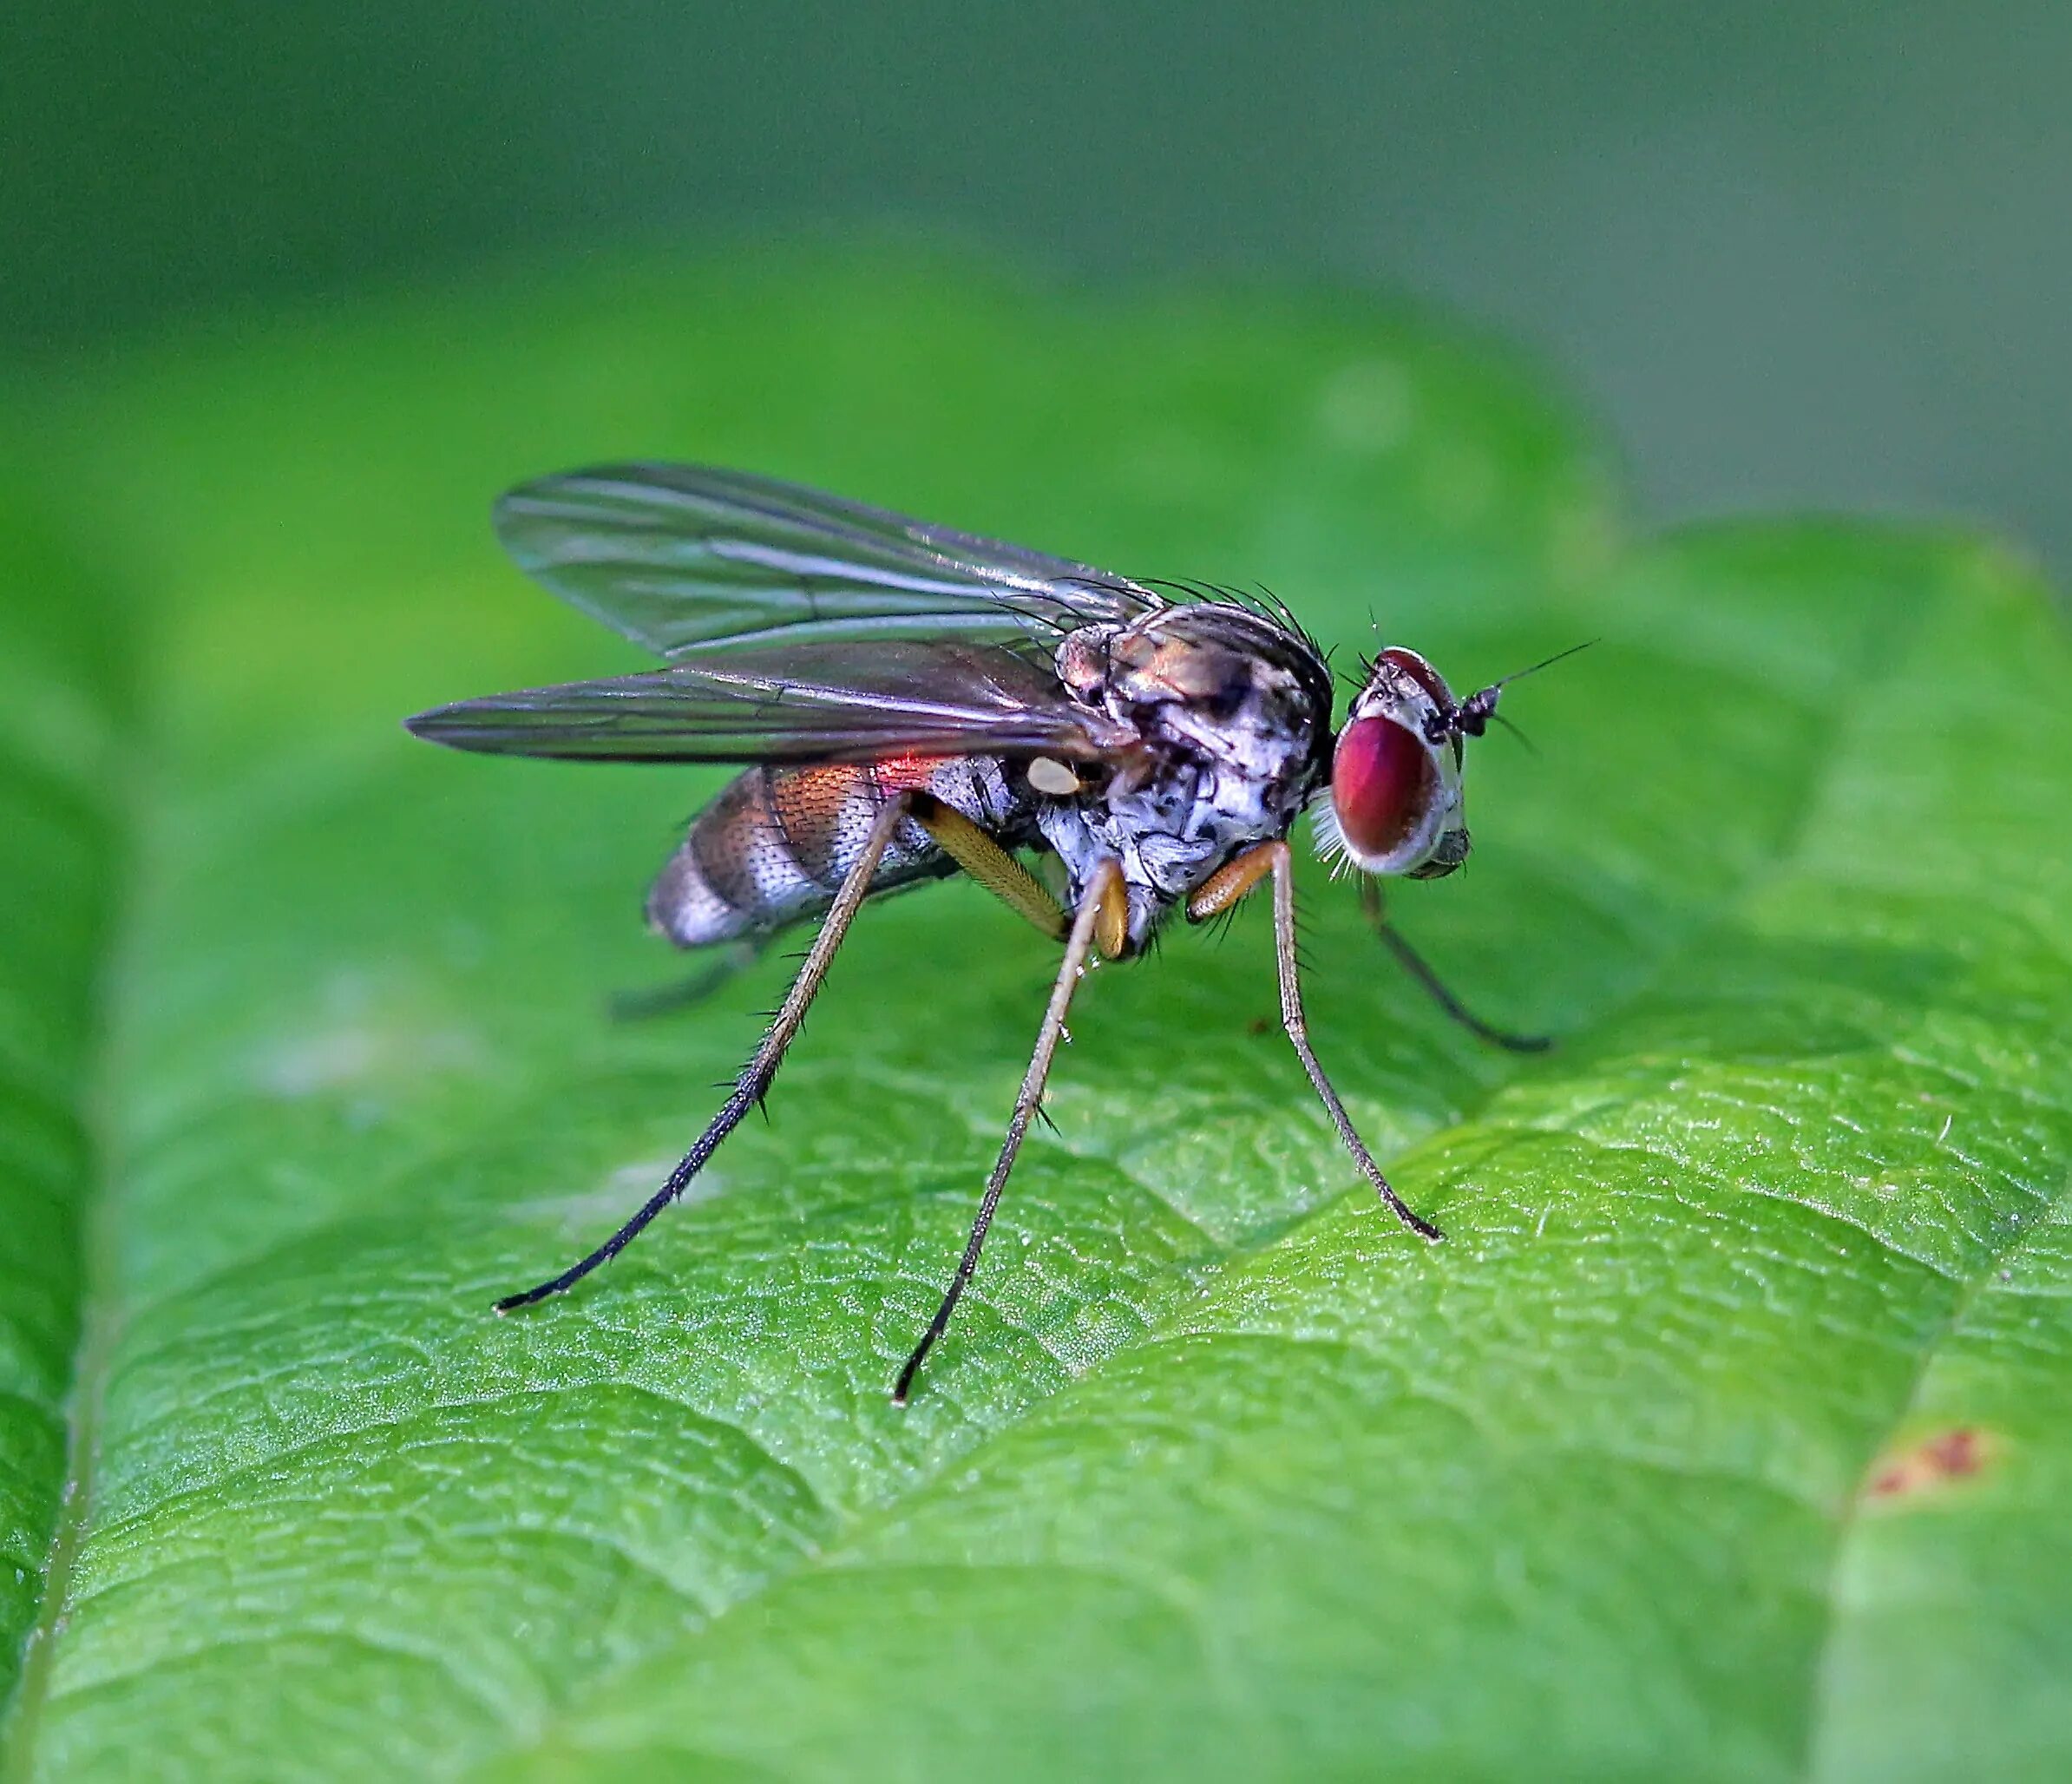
608,935,774,1023
1272,844,1444,1239
1191,842,1446,1242
1185,841,1280,922
1359,878,1549,1053
892,856,1124,1403
615,797,1066,1026
495,795,915,1313
908,791,1067,941
1094,861,1131,961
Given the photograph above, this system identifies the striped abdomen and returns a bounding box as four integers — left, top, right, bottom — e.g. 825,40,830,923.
647,755,1036,948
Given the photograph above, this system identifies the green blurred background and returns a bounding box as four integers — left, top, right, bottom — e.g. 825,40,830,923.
6,2,2069,568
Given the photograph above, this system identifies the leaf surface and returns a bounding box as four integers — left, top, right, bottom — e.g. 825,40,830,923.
1,254,2068,1782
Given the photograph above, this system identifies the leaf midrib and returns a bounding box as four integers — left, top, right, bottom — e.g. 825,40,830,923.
1,885,134,1784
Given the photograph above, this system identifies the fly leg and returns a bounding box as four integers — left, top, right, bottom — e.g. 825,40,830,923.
892,856,1125,1403
1358,878,1550,1053
908,791,1067,941
1189,842,1444,1242
495,794,915,1313
607,935,775,1022
608,788,1068,1022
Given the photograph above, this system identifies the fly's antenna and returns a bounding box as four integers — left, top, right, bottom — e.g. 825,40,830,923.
1488,712,1538,755
1452,638,1596,738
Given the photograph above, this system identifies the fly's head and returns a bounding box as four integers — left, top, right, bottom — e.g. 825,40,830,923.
1318,646,1493,880
1318,637,1590,880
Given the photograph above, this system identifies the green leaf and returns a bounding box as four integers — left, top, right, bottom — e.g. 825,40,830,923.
2,252,2068,1782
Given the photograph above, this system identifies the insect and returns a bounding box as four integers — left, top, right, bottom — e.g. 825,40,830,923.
408,463,1574,1401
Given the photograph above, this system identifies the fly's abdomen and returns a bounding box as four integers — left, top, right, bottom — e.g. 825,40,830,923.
646,755,1030,947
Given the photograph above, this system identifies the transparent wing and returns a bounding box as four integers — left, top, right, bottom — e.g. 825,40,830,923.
404,639,1138,765
494,462,1164,657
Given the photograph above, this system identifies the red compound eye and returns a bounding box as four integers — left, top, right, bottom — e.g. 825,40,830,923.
1331,716,1437,862
1379,646,1453,709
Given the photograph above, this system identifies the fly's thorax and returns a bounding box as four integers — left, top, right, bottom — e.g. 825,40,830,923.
1042,604,1334,949
1061,606,1334,808
648,755,1030,948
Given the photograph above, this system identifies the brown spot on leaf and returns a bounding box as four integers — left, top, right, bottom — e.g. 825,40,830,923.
1865,1427,1994,1502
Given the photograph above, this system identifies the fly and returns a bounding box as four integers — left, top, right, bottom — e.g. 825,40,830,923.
407,463,1573,1401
